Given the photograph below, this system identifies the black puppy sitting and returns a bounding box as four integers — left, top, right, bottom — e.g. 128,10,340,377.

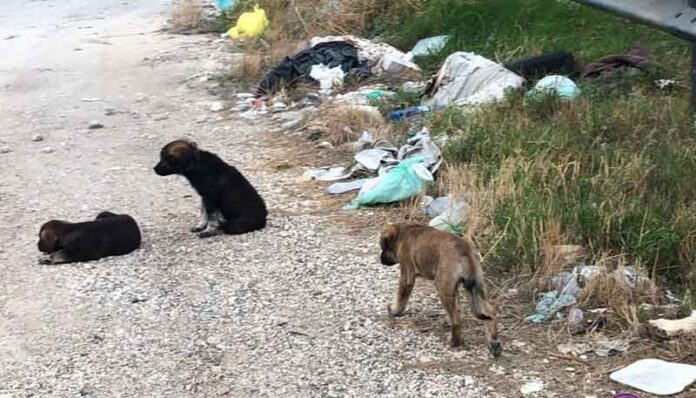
154,139,267,237
37,211,141,265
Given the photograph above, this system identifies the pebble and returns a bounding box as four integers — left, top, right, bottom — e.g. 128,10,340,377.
32,134,44,142
210,101,226,112
0,145,10,153
520,381,544,395
88,121,104,129
104,108,116,116
40,146,54,153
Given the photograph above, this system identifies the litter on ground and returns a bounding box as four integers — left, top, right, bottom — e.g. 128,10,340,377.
649,310,696,336
610,358,696,396
422,52,525,108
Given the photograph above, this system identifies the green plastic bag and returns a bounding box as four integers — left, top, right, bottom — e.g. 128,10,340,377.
344,156,432,210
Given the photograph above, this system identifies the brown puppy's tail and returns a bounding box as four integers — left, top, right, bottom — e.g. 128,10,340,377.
460,250,495,320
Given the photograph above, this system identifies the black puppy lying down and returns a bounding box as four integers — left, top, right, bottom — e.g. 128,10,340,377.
37,212,141,265
154,140,267,237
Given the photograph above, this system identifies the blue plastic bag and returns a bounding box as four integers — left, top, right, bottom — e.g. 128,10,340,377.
344,156,432,210
216,0,235,11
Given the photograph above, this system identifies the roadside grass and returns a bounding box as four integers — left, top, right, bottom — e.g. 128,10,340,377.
382,1,696,298
223,0,696,300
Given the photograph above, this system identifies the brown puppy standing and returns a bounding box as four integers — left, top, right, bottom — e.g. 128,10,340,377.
379,222,502,357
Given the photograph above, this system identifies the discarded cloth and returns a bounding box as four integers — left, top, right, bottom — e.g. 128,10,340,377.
409,35,449,57
526,75,580,101
610,358,696,396
310,35,419,77
582,43,651,79
423,52,525,108
525,291,576,323
344,156,432,209
504,50,577,80
226,5,268,39
258,41,369,95
649,310,696,337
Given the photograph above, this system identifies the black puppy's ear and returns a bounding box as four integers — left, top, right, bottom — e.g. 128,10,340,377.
96,211,117,219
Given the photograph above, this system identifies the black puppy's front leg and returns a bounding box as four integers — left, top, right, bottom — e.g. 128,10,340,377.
190,199,210,233
198,198,223,238
39,249,71,265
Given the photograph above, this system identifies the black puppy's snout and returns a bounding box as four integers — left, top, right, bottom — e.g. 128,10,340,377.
153,161,171,176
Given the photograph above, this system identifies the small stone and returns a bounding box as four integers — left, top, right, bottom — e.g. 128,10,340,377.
0,145,10,154
32,134,44,142
206,335,223,345
463,376,474,386
210,101,226,112
317,141,333,149
152,113,169,121
520,381,544,395
79,384,96,396
88,121,104,129
104,108,116,116
40,146,54,153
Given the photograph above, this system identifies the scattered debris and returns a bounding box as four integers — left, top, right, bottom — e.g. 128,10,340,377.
326,179,370,195
649,310,696,337
520,381,544,395
526,290,576,323
526,75,580,101
225,5,268,39
408,35,450,57
422,52,525,108
88,121,104,129
309,64,346,96
582,42,651,80
504,50,577,80
655,79,676,90
258,41,367,95
304,167,347,182
429,199,468,235
421,196,450,217
32,134,44,142
389,105,441,122
610,358,696,396
310,35,420,78
344,156,431,209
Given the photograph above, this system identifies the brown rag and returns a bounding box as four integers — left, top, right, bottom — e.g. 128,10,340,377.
582,43,651,79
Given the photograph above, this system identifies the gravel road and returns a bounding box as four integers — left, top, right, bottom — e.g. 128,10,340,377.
0,2,499,397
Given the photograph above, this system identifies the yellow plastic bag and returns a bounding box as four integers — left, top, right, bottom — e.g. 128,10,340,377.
227,5,269,39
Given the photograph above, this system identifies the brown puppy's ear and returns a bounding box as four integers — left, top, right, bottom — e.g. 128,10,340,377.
380,223,400,251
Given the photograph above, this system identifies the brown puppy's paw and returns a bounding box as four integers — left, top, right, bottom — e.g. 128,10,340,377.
489,341,502,358
387,304,404,317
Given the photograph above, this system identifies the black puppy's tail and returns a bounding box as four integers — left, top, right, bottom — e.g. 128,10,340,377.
460,251,495,321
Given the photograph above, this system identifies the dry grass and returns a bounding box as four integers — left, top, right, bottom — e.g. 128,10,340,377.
168,0,206,33
301,104,391,145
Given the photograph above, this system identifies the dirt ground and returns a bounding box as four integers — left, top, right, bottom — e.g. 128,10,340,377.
0,1,694,397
